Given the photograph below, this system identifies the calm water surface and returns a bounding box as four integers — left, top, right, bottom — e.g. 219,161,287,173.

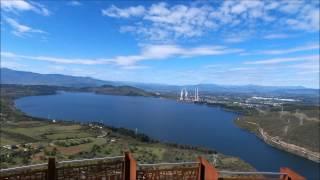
15,92,319,179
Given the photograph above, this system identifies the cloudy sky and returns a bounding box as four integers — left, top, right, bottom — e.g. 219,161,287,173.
1,0,319,88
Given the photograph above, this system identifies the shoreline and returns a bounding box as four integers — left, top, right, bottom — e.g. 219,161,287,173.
8,86,320,164
1,85,254,171
189,99,320,164
258,128,320,163
234,119,320,163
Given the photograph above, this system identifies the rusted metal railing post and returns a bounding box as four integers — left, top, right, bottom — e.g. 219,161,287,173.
124,152,137,180
198,157,219,180
280,167,305,180
47,157,56,180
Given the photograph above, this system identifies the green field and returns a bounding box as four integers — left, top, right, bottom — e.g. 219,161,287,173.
0,84,253,171
235,106,320,152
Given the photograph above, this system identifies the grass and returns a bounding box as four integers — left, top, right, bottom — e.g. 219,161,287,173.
45,131,93,140
236,107,320,152
0,136,19,145
0,84,254,171
1,114,254,170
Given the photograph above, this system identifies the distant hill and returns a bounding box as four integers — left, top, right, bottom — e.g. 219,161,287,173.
182,84,319,96
1,68,318,97
130,83,318,97
0,68,111,87
81,85,156,97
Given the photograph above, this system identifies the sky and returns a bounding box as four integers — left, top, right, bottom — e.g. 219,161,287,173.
1,0,319,88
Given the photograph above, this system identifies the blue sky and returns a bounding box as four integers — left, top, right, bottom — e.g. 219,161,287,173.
1,0,319,88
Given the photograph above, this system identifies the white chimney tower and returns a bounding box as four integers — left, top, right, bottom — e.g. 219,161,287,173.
185,89,188,100
180,89,184,100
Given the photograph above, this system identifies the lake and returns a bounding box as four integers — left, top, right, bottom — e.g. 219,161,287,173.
15,92,319,179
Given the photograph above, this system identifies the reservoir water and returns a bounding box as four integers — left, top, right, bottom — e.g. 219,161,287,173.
15,92,319,179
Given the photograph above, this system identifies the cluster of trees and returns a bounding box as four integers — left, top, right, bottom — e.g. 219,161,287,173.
0,148,41,168
164,143,216,154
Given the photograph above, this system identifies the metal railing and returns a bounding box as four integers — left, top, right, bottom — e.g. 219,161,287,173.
0,163,48,180
0,153,306,180
138,161,199,166
218,171,289,180
137,161,200,180
56,155,125,180
0,163,47,172
0,155,125,180
58,155,124,164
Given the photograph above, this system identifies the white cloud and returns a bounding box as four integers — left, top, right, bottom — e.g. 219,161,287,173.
284,3,319,31
297,70,320,75
1,51,112,65
68,0,82,6
228,67,254,71
240,43,319,56
259,43,319,55
1,0,50,16
4,17,46,37
102,1,319,42
102,5,145,18
1,0,33,11
289,61,319,70
203,64,229,69
278,1,303,14
1,44,241,66
229,0,264,16
225,37,246,43
1,60,26,69
121,65,149,70
102,2,215,40
245,55,318,65
263,34,289,39
289,61,320,75
30,1,50,16
113,44,242,66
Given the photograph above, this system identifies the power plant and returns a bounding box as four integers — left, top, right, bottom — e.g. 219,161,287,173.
179,88,199,102
194,87,199,101
179,88,188,101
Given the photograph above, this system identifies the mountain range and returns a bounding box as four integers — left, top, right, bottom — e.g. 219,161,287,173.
1,68,318,96
1,68,110,87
